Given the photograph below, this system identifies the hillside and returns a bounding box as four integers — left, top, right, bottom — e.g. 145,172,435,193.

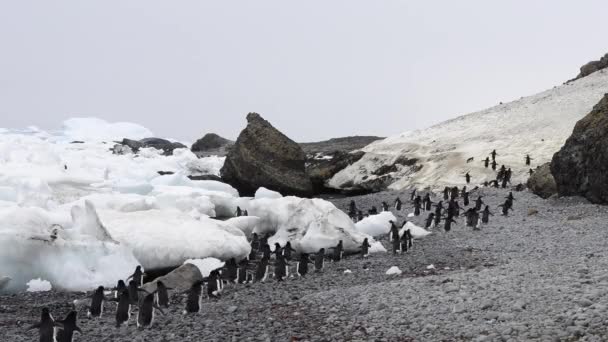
329,68,608,192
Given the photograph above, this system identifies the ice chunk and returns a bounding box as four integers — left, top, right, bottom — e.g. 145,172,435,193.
386,266,402,275
185,258,225,278
61,117,153,142
225,216,261,237
400,221,431,239
26,278,52,292
355,212,396,237
254,187,283,199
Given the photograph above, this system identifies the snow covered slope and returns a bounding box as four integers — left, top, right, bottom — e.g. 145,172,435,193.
330,69,608,191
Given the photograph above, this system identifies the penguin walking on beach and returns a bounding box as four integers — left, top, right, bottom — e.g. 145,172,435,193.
475,196,484,211
381,201,389,212
389,220,400,242
283,241,296,261
223,258,239,284
395,197,403,211
88,286,107,318
274,255,289,281
296,253,310,277
183,281,204,314
464,208,479,228
400,228,413,253
444,215,457,232
451,186,459,200
410,189,417,201
114,280,127,299
331,240,344,262
349,200,357,216
55,311,82,342
423,194,433,211
413,196,422,216
360,238,371,258
115,290,132,327
249,233,260,260
491,160,497,171
127,265,145,287
261,243,271,260
463,192,470,207
392,232,401,254
498,201,513,216
481,205,493,224
137,292,164,329
255,256,270,282
238,260,249,284
155,281,172,308
425,213,435,229
483,157,490,168
206,270,222,298
128,280,146,305
465,172,471,184
28,307,59,342
296,253,311,276
443,187,450,201
434,201,443,219
314,248,325,272
273,243,283,259
525,154,532,166
491,149,498,161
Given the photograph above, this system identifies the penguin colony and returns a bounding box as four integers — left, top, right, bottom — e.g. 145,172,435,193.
27,150,530,341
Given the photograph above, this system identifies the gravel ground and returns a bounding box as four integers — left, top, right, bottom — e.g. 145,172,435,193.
3,187,608,341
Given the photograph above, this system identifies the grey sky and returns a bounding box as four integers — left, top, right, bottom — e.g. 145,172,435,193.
0,1,606,143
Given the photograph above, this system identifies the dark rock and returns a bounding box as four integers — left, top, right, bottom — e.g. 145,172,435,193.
220,113,313,197
551,94,608,203
300,136,383,155
158,171,175,176
70,141,84,144
191,133,234,156
188,174,223,182
572,53,608,81
118,138,186,156
526,163,557,199
306,151,365,194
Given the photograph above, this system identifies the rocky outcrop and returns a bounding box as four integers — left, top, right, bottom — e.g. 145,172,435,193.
114,138,187,156
191,133,234,156
306,151,365,193
551,94,608,203
300,136,383,155
526,163,557,199
142,263,202,293
220,113,313,197
573,53,608,81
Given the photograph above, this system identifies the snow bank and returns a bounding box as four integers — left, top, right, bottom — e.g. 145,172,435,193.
185,258,225,278
61,117,153,142
330,69,608,190
254,187,283,199
248,197,384,254
26,279,52,292
386,266,402,275
355,212,396,237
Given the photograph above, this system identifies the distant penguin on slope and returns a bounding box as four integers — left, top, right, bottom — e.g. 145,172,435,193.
482,205,493,224
331,240,344,262
360,238,371,258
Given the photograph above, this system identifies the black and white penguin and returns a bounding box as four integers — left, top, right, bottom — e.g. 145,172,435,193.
491,149,498,161
381,201,389,212
360,238,371,258
28,307,57,342
499,201,512,216
465,172,471,184
283,241,295,260
391,234,400,254
483,157,490,168
444,215,456,232
357,210,364,222
475,196,484,211
127,265,145,287
425,213,435,229
184,281,204,314
137,292,164,329
155,281,173,308
128,280,145,305
491,160,497,171
224,258,239,284
369,206,378,215
255,257,270,282
206,270,222,298
423,194,432,211
55,311,82,342
395,198,403,211
400,229,413,253
273,243,283,259
114,279,127,299
249,233,259,261
388,220,399,241
274,255,289,281
88,286,107,318
261,243,272,260
238,260,248,284
525,154,532,166
410,189,417,201
463,192,470,206
413,196,422,216
443,187,450,200
296,253,311,276
314,248,325,272
481,205,493,224
331,240,344,262
115,290,132,327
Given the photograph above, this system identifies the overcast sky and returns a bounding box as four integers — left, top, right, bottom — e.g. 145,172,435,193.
0,1,606,142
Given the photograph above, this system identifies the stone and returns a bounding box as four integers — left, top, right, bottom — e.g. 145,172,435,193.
306,151,365,194
220,113,313,196
552,94,608,203
526,163,557,199
191,133,234,156
141,263,203,293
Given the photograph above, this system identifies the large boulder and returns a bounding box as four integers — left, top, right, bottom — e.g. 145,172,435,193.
551,93,608,203
142,263,202,293
574,53,608,80
220,113,313,197
117,138,187,155
526,163,557,199
191,133,234,156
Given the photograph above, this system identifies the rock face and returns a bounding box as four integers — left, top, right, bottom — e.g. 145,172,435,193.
526,163,557,199
115,138,187,155
220,113,313,197
551,93,608,203
191,133,234,156
574,53,608,80
142,263,202,293
306,151,365,194
300,136,383,155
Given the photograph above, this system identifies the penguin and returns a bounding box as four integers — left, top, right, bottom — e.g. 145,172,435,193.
296,253,311,276
491,160,497,171
423,194,432,211
261,243,271,260
255,256,270,282
206,270,222,298
238,260,248,284
127,265,145,287
274,255,289,281
424,213,435,229
498,201,512,216
314,248,325,272
395,197,403,211
443,187,449,200
114,280,127,299
55,311,82,342
235,206,242,217
128,280,146,305
369,206,378,215
413,196,422,216
115,290,132,327
525,154,532,166
475,196,484,211
331,240,344,262
433,211,442,227
273,242,283,259
381,201,389,212
259,233,270,249
28,307,58,342
249,233,260,260
349,200,357,215
434,201,443,219
465,172,471,184
283,241,296,260
391,234,401,254
410,189,417,201
490,149,498,161
88,286,107,318
400,229,413,253
137,292,164,329
444,215,456,232
155,281,172,308
529,168,534,176
483,157,490,168
464,208,477,227
451,186,459,200
463,192,470,206
243,210,248,216
360,238,371,258
224,258,238,284
357,210,364,222
501,175,508,189
184,281,204,314
388,220,400,241
481,205,493,224
506,192,515,202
